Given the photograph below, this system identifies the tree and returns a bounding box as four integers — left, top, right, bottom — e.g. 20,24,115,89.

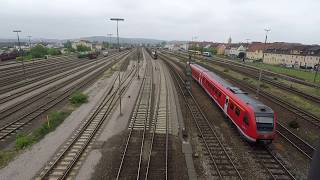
48,48,61,56
76,45,91,52
64,41,72,49
30,44,48,58
161,41,166,47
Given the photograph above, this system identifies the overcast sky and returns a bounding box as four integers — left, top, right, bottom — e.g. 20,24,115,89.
1,0,319,44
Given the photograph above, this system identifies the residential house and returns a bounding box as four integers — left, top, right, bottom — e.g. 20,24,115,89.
217,44,226,55
72,40,92,50
263,44,320,68
246,42,265,60
92,43,103,50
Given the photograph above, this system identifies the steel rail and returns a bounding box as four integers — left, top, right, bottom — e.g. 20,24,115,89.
39,56,136,179
163,55,243,180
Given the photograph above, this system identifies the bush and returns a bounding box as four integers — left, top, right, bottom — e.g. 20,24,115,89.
33,111,70,140
69,92,88,106
48,48,61,56
15,133,33,149
224,69,229,72
289,120,299,129
243,77,249,81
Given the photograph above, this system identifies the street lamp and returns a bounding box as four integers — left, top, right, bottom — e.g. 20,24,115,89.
110,18,124,52
13,30,26,80
110,18,124,116
256,28,271,98
107,33,112,49
262,28,271,61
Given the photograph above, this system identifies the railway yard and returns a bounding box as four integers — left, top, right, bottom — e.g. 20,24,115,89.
0,47,318,180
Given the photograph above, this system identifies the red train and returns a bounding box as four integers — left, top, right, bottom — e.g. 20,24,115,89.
190,63,276,143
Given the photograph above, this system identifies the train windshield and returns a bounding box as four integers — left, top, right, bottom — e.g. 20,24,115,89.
255,115,274,132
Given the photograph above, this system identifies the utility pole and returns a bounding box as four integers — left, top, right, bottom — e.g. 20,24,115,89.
110,18,124,52
137,48,140,79
107,33,112,48
13,30,26,80
314,58,320,83
118,71,122,115
27,36,32,48
27,36,34,63
261,28,271,62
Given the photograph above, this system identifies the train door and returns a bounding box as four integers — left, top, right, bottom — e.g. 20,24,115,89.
224,96,229,114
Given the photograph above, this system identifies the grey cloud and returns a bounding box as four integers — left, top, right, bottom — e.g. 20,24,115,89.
1,0,319,44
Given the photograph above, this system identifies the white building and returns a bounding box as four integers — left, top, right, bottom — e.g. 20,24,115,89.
72,40,92,50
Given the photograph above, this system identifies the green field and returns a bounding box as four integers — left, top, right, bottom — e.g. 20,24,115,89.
243,61,319,83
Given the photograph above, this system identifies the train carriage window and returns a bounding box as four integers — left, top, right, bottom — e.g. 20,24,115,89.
243,114,249,125
235,107,240,116
230,103,234,110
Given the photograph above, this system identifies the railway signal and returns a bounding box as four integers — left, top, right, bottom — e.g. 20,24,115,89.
13,30,26,81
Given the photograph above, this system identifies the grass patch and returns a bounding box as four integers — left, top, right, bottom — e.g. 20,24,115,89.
0,110,71,168
0,150,18,168
15,133,34,150
14,111,71,150
248,62,320,83
33,111,71,141
69,92,88,106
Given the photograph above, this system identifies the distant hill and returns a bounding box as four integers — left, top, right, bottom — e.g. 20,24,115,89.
0,36,166,45
0,38,59,43
71,36,165,45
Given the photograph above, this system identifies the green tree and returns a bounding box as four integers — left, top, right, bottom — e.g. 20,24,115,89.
161,41,166,47
48,48,61,56
76,45,91,52
63,41,72,49
30,45,48,58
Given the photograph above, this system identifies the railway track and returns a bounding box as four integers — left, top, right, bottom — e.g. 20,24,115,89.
0,52,125,121
162,53,315,161
116,49,171,180
250,145,296,180
0,52,131,142
166,51,320,104
36,57,137,180
0,56,77,83
172,51,320,89
116,49,154,179
0,54,118,104
163,56,244,180
144,60,169,179
0,57,89,91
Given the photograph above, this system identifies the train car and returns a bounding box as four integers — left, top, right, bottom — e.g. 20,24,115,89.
152,50,158,59
88,51,99,59
202,51,212,57
188,50,201,55
0,51,18,62
190,63,276,144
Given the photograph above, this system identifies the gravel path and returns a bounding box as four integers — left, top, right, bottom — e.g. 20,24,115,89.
75,60,145,179
0,71,117,180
